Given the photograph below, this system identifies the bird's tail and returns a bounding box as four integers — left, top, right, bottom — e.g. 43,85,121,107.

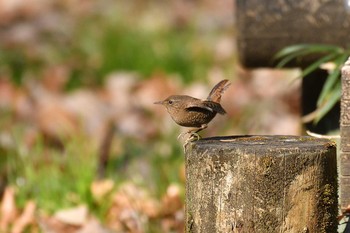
207,79,231,103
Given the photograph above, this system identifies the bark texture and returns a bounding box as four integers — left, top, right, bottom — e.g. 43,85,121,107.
185,135,337,233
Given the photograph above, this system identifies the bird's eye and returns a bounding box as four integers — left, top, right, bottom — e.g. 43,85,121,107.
168,100,173,105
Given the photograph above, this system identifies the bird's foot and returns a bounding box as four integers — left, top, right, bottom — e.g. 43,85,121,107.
177,132,188,140
188,132,201,141
182,132,201,152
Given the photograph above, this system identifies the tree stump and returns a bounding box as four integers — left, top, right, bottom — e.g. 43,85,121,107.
185,135,337,233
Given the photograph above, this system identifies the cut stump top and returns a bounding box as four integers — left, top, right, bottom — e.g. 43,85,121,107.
189,135,336,154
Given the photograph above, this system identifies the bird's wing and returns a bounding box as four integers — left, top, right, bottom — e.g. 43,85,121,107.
204,101,226,114
186,101,226,115
185,103,214,113
207,79,231,103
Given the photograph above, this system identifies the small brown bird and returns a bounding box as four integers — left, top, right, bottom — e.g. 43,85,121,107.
154,79,230,140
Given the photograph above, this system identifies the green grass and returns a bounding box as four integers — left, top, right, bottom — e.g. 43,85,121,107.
69,21,216,86
6,131,97,214
1,123,185,222
0,17,216,88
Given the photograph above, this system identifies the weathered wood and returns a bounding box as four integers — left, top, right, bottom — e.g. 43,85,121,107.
236,0,350,68
185,135,337,233
341,57,350,210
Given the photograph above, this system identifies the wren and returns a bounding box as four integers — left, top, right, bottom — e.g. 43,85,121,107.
154,79,230,140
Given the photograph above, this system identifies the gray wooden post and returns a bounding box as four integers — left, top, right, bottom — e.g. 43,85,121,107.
341,57,350,211
185,135,337,232
236,0,350,68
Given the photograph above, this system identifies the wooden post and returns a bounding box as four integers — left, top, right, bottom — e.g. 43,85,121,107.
236,0,350,68
341,57,350,211
185,135,337,233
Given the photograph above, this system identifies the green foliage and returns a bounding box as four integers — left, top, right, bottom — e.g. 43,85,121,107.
275,44,349,123
94,27,204,84
1,123,185,220
5,130,96,213
0,17,214,87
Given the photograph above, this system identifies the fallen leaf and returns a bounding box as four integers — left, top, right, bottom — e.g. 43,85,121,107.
77,218,110,233
90,179,114,202
63,90,109,140
42,65,69,93
160,184,183,216
54,205,88,226
11,200,36,233
133,73,180,111
104,72,138,114
107,183,160,232
0,186,18,231
38,215,79,233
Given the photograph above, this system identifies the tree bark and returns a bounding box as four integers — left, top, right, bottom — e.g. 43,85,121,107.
185,135,337,233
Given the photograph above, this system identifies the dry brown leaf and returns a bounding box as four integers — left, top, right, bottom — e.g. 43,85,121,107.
119,209,143,233
42,65,69,93
161,210,184,233
117,110,158,140
38,215,79,233
11,200,36,233
133,74,180,111
63,90,109,141
160,184,183,216
90,179,114,202
0,78,16,109
104,72,138,114
0,186,18,231
54,205,88,226
107,183,160,232
13,89,34,120
76,218,110,233
36,98,78,139
159,185,184,233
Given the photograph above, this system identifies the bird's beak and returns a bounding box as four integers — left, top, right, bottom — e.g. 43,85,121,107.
154,100,164,105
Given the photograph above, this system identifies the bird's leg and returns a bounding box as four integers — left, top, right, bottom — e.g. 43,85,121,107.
178,124,207,140
189,124,207,138
177,128,199,140
183,135,197,152
181,124,208,152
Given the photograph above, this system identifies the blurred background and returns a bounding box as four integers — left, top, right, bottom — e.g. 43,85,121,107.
0,0,301,232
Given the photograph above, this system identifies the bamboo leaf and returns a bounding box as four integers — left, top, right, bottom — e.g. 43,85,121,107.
301,52,340,77
314,83,341,123
317,54,348,106
275,43,347,123
274,44,343,68
274,44,341,60
274,44,310,59
275,50,316,68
